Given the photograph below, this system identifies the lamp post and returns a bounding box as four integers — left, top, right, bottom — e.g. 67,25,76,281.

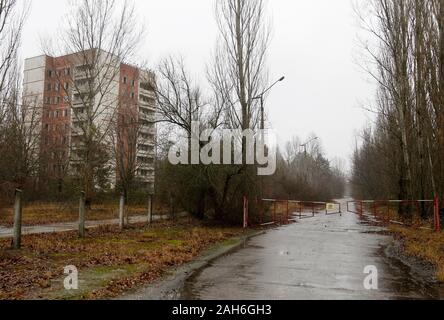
253,76,285,133
252,76,285,204
301,137,319,156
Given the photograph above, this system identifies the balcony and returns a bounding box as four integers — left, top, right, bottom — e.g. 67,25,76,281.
74,65,93,80
74,71,91,80
72,96,94,108
140,81,155,93
137,149,155,157
136,174,155,183
139,126,156,136
139,112,155,123
139,93,156,108
74,84,91,94
71,129,84,137
137,166,155,175
137,138,155,147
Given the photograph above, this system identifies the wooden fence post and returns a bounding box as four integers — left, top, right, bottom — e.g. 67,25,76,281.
12,189,23,250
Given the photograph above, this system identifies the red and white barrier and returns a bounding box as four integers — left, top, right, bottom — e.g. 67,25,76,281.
347,199,441,232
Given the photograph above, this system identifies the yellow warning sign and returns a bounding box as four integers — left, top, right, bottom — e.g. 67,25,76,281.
327,203,336,211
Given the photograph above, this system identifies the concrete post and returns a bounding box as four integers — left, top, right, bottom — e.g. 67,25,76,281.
147,195,153,226
286,200,289,224
243,196,249,228
119,194,125,230
170,195,175,221
12,189,23,250
78,192,86,238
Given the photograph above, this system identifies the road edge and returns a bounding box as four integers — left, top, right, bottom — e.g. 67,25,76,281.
116,229,267,300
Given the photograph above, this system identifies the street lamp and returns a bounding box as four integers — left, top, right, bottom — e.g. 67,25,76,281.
252,76,286,132
301,137,319,156
251,76,285,202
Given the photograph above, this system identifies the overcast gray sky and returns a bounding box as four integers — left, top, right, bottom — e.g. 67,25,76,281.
21,0,375,170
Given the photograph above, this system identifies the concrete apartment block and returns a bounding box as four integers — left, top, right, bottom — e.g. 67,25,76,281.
23,50,156,191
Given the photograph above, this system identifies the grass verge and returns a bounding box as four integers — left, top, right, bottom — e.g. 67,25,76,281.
0,203,170,227
389,225,444,282
0,219,245,300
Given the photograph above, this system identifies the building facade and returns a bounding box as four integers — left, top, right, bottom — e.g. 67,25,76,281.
23,50,156,191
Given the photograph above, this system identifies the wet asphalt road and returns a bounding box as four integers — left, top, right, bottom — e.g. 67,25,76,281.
181,199,443,300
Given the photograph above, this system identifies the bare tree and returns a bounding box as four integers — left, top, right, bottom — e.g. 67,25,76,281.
0,0,41,195
156,56,208,160
210,0,270,157
0,0,27,123
108,88,154,199
354,1,415,208
154,56,228,219
353,0,444,218
0,68,42,197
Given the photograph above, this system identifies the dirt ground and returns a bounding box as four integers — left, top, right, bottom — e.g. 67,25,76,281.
0,219,245,300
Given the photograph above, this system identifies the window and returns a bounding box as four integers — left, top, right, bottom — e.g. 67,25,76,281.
64,82,69,90
65,68,70,76
123,77,127,84
48,70,53,77
131,92,135,99
131,79,135,87
46,97,51,104
64,109,68,117
47,83,52,91
56,110,60,118
56,97,61,104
